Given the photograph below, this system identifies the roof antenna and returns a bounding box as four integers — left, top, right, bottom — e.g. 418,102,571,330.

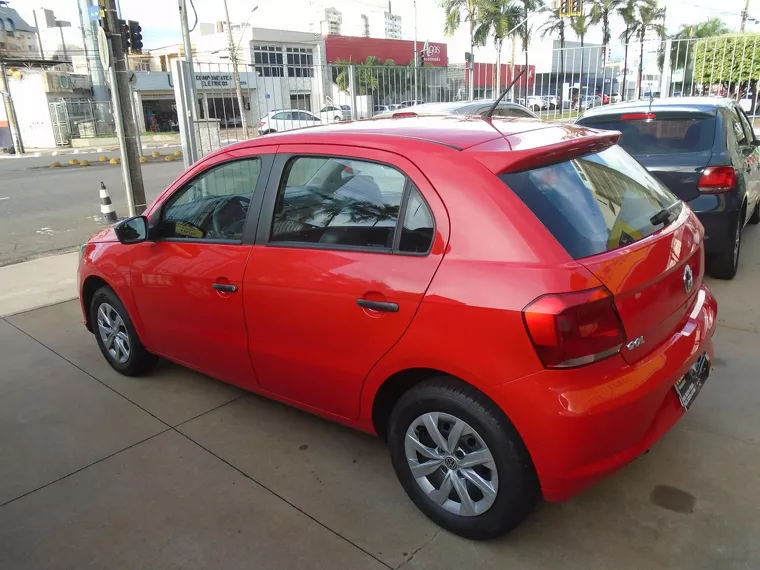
648,91,655,114
484,68,527,119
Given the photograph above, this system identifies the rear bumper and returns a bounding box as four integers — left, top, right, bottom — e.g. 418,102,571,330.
687,194,742,255
491,284,718,502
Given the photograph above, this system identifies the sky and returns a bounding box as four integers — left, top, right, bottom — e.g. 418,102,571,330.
12,0,760,64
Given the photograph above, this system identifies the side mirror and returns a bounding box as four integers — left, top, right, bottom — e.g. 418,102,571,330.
114,216,149,244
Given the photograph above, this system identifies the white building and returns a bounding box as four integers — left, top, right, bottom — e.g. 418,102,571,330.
313,6,342,36
310,1,401,40
0,3,41,59
384,10,402,40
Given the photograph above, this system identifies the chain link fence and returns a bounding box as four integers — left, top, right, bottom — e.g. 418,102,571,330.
48,100,116,146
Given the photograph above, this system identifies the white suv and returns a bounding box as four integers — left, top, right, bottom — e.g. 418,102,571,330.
258,110,322,135
319,105,351,122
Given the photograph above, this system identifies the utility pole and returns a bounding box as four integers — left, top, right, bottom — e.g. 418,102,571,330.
741,0,751,32
178,0,199,163
222,0,249,139
102,0,146,215
0,54,24,154
413,0,418,102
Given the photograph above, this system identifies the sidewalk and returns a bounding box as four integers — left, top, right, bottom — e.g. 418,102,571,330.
1,232,759,568
0,252,78,318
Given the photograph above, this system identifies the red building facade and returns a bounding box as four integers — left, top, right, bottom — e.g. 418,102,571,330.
324,35,448,67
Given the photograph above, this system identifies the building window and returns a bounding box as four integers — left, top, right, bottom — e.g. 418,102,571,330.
286,47,313,78
5,18,15,37
254,45,283,77
290,94,312,111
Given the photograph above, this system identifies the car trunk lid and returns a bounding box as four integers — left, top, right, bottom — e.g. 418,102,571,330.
635,151,713,201
578,207,704,365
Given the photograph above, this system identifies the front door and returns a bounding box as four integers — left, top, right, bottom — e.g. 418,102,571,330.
736,105,760,220
243,146,448,418
131,154,270,388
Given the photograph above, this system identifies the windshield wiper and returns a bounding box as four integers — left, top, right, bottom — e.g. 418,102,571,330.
650,202,679,227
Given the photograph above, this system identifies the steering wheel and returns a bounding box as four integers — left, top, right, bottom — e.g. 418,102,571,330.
211,195,251,238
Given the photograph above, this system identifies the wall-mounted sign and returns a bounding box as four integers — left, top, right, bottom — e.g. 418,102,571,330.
194,74,248,89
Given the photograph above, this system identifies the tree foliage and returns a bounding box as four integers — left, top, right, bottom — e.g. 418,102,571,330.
693,34,760,85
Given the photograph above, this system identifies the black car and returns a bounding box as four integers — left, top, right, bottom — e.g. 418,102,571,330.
577,97,760,279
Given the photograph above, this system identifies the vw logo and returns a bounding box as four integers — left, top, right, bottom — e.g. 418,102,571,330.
684,265,694,294
443,456,459,470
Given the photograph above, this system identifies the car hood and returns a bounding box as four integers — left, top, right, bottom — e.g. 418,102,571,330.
88,226,118,243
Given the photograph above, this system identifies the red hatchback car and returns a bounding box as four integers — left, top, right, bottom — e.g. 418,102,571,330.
78,116,717,539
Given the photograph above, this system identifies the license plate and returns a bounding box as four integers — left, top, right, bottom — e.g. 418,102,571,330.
674,354,711,410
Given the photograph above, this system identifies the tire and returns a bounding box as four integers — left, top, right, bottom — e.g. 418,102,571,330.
750,201,760,224
708,210,743,280
334,116,342,122
90,286,157,376
387,377,540,540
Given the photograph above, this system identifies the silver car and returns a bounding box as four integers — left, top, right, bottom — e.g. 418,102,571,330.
372,100,539,120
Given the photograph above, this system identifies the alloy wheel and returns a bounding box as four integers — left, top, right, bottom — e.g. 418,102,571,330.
96,302,131,364
404,412,498,517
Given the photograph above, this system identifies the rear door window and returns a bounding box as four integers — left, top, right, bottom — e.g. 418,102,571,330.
581,115,716,155
499,145,681,259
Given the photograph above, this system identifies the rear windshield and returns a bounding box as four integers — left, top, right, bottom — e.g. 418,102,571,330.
581,116,715,155
499,145,681,259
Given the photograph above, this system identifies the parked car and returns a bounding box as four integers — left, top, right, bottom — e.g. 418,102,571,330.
372,100,538,120
373,104,392,115
577,95,603,110
319,104,351,122
517,96,547,112
400,99,425,107
541,95,560,110
577,97,760,279
79,115,717,540
258,109,322,135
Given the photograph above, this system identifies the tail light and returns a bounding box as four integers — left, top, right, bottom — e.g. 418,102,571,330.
522,287,625,368
392,112,418,118
698,166,737,194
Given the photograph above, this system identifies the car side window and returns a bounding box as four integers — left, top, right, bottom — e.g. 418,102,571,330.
160,159,261,241
492,106,534,118
272,111,291,121
270,156,408,250
729,108,748,146
399,184,435,253
737,106,755,143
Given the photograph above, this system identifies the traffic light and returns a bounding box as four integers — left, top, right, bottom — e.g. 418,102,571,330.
465,51,472,69
118,19,129,52
128,20,143,53
559,0,582,17
418,50,425,67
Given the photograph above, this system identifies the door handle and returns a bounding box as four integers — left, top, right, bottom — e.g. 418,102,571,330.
212,283,238,293
357,299,399,312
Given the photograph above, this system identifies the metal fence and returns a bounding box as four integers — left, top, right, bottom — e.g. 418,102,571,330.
48,100,116,146
173,34,760,159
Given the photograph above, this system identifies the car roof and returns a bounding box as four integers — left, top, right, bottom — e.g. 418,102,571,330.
235,115,573,151
579,97,732,120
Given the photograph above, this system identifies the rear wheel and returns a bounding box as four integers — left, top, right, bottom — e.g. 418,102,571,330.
90,286,157,376
387,377,539,540
750,201,760,224
708,210,743,280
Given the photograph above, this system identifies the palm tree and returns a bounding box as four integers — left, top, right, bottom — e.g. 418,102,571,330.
515,0,544,100
474,0,522,96
539,5,567,79
570,10,592,102
667,17,730,91
635,0,665,99
441,0,480,97
591,0,624,100
617,0,637,101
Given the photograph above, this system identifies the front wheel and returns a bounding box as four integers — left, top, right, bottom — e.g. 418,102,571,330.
90,286,157,376
387,377,539,540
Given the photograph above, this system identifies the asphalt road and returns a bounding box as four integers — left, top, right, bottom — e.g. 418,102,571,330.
0,154,185,266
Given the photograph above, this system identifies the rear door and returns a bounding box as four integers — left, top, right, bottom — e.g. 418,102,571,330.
499,144,703,365
580,111,718,202
242,145,448,419
735,104,760,220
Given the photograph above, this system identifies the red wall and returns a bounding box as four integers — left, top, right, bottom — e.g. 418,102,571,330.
466,63,536,88
324,35,448,67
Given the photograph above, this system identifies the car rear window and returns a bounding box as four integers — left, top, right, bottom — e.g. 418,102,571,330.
499,145,681,259
581,116,715,155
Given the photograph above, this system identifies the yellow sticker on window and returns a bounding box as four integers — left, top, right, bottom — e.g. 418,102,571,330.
175,222,204,239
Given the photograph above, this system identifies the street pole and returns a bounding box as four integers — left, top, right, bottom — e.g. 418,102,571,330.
102,0,146,216
32,11,45,59
178,0,199,163
742,0,751,32
0,56,24,154
414,0,418,102
223,0,249,139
